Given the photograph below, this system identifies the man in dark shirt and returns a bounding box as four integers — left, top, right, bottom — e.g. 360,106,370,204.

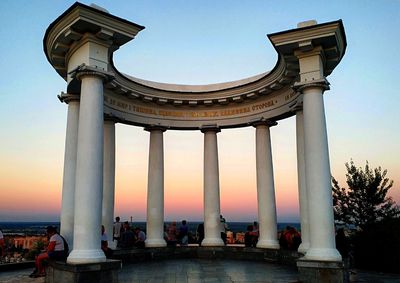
118,222,135,248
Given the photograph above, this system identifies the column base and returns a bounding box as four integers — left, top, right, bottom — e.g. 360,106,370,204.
297,242,310,254
201,238,224,246
46,259,121,283
67,249,106,264
256,239,280,249
145,239,167,247
304,247,342,261
297,258,346,283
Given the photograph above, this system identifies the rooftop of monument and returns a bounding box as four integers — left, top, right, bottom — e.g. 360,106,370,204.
44,2,346,95
45,2,346,129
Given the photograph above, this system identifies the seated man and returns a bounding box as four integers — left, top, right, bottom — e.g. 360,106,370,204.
30,226,67,278
134,227,146,248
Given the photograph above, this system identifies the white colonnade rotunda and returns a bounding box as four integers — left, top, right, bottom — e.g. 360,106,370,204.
44,2,347,269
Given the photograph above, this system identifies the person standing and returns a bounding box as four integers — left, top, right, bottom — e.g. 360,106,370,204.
119,221,135,249
113,216,123,244
197,223,204,246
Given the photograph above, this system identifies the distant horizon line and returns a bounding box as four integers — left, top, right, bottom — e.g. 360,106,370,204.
0,220,301,224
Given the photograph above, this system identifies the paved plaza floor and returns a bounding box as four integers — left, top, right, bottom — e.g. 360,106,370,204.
1,259,400,283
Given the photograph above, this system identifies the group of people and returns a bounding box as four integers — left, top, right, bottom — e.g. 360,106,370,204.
244,221,259,247
25,218,308,278
279,226,302,250
112,217,146,249
165,220,189,246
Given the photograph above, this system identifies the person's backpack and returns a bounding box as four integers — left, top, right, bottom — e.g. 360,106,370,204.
59,234,69,257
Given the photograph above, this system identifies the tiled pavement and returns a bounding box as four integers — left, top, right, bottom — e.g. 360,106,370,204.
119,259,299,283
1,259,400,283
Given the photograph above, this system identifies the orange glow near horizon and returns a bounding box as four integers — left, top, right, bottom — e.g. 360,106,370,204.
1,122,399,223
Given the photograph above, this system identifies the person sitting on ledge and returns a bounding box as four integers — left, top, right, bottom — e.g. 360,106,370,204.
0,228,5,257
30,226,67,278
134,227,146,248
101,225,113,257
244,225,255,247
178,220,189,246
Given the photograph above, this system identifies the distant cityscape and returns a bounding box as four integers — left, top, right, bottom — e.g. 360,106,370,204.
0,221,300,256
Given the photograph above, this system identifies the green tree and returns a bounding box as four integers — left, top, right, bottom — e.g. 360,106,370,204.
332,160,399,228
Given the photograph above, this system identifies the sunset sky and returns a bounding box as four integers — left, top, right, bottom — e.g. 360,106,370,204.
0,1,399,222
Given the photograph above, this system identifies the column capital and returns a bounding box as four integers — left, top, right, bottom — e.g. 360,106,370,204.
144,125,167,132
200,125,220,133
251,119,277,128
58,92,80,104
69,64,115,82
293,78,330,93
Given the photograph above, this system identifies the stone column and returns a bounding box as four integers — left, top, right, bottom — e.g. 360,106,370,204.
58,93,80,250
67,68,111,264
145,127,167,247
102,119,116,248
201,127,224,246
296,110,310,254
300,83,341,261
253,121,280,249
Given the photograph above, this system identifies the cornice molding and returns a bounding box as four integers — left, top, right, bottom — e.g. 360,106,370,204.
57,92,80,104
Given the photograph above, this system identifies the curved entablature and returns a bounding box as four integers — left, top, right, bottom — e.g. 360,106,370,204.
44,2,347,130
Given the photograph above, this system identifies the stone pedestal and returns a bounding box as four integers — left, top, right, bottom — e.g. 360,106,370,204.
297,259,346,283
46,260,121,283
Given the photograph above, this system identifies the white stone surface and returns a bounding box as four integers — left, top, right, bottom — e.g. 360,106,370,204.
145,129,167,247
202,130,224,246
60,99,79,250
67,74,106,264
255,124,279,249
102,120,116,248
296,111,310,253
302,86,341,261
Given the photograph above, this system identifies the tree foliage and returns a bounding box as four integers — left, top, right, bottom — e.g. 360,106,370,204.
332,160,399,228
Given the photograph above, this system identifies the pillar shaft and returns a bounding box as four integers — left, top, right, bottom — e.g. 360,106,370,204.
302,86,341,261
254,124,279,249
102,120,116,248
296,110,310,253
60,99,79,249
202,129,224,246
67,74,106,264
145,128,167,247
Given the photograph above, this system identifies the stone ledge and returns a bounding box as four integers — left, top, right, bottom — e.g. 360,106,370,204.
112,246,301,266
46,260,121,283
297,258,347,283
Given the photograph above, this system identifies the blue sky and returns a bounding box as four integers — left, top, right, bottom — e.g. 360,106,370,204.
0,1,399,222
